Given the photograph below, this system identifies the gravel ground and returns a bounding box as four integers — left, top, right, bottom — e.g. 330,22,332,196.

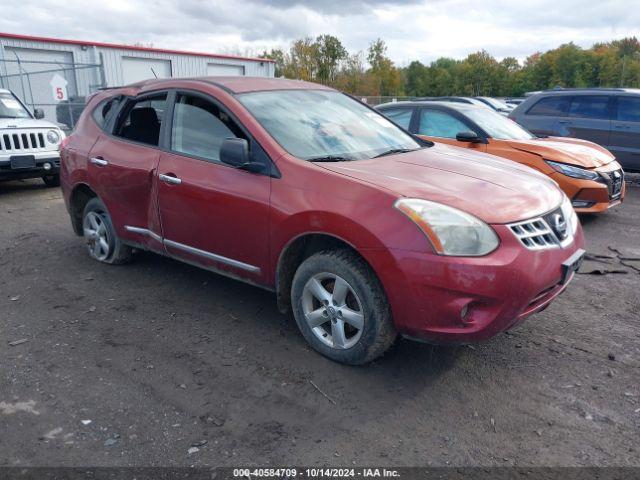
0,177,639,467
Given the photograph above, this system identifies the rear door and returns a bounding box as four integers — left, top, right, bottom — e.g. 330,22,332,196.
610,95,640,171
518,95,570,136
87,92,168,251
415,107,486,152
379,107,415,131
156,90,272,285
562,95,612,146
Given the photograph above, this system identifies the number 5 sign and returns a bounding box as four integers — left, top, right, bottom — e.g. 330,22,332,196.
49,74,69,102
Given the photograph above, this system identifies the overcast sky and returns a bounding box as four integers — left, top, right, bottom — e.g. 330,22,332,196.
1,0,638,65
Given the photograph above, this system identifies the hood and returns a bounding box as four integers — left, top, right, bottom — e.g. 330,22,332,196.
507,137,614,168
0,117,61,130
319,144,563,224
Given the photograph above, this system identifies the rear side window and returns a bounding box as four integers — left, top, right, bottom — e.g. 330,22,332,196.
418,110,471,138
92,97,121,131
114,94,167,146
526,96,570,116
616,96,640,122
170,93,246,163
568,96,610,120
382,108,413,129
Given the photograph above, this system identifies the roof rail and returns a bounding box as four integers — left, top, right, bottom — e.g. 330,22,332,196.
541,87,631,92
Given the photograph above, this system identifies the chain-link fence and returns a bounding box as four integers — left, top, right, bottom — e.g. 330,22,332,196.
0,51,105,132
358,96,417,106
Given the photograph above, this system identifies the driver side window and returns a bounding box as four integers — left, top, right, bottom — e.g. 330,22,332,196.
171,93,246,163
418,110,471,138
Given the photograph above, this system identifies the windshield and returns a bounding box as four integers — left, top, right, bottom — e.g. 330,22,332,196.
0,92,31,119
479,97,511,111
237,90,421,160
464,107,534,140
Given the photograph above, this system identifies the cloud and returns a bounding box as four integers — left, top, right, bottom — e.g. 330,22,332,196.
0,0,638,66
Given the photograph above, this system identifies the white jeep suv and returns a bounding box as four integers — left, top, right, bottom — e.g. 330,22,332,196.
0,89,65,187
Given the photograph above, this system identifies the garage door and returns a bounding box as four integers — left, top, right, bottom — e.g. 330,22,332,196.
207,63,245,76
2,47,78,122
122,57,172,84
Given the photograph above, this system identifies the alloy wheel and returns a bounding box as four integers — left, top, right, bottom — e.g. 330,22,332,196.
83,211,111,261
301,272,364,349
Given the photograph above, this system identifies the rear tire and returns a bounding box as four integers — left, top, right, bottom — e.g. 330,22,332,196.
291,249,396,365
82,197,133,265
42,174,60,187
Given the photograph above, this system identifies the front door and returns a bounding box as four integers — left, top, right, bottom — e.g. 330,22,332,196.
416,108,486,152
88,92,168,251
156,91,271,285
560,95,612,146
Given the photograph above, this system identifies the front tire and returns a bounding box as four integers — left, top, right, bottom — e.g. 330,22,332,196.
82,197,133,265
291,250,396,365
42,174,60,187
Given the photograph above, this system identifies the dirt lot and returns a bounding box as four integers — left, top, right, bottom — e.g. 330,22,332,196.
1,177,639,467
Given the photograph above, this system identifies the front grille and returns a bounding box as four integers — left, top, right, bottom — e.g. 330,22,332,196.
0,130,46,152
509,207,570,251
598,169,624,199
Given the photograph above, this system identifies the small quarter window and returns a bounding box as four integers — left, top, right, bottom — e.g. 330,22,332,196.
92,97,121,131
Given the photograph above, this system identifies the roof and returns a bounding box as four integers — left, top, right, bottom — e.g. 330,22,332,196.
377,100,483,111
103,76,333,94
528,87,640,96
202,76,332,94
0,32,275,64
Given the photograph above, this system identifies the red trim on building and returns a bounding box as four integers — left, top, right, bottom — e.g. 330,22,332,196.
0,32,275,64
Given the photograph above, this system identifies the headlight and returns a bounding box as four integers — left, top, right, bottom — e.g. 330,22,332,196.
47,129,61,144
560,194,579,236
545,160,598,180
395,199,499,256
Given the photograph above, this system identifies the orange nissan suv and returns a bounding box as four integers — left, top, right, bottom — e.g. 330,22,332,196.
378,101,625,213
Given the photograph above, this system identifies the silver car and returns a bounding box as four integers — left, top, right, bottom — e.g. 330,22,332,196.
509,88,640,171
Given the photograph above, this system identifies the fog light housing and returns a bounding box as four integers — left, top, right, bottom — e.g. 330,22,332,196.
572,200,594,208
43,162,52,171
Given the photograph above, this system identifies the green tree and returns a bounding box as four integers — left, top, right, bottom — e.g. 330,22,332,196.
366,38,403,96
315,34,348,84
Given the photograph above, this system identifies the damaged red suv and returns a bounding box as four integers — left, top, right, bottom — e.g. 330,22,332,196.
61,77,585,364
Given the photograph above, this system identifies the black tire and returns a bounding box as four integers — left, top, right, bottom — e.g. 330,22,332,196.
82,197,133,265
291,249,396,365
42,174,60,187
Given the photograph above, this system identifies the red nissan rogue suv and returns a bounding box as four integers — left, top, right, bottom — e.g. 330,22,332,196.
60,77,585,364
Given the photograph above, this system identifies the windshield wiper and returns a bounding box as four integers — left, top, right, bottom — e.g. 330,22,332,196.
373,148,416,158
308,155,351,162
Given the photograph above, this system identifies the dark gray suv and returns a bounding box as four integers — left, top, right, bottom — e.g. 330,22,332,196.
509,88,640,171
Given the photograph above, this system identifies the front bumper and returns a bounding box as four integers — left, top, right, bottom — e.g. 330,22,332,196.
550,164,625,214
371,223,585,344
0,155,60,180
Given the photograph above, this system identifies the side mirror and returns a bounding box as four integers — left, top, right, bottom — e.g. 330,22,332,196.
220,138,249,167
33,108,45,119
456,131,483,143
219,138,265,174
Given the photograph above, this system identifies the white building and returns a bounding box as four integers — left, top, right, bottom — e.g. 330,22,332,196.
0,32,275,125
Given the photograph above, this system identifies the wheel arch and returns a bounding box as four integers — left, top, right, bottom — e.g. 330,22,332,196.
69,182,98,235
275,231,385,314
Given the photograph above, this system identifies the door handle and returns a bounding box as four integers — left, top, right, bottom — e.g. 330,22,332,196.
90,157,108,166
613,124,630,130
159,173,182,185
558,120,571,124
